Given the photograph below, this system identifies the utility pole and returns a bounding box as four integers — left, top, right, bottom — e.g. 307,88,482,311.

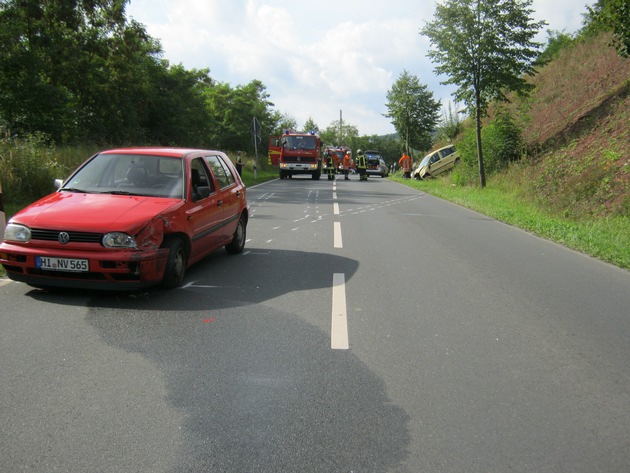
339,109,343,146
251,117,261,178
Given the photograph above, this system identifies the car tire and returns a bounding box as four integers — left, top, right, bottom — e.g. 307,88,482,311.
225,213,247,254
161,237,187,289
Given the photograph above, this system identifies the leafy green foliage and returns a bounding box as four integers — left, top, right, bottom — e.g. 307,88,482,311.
0,0,280,154
582,0,630,57
452,110,523,185
0,133,69,203
421,0,546,187
384,70,441,155
534,30,576,66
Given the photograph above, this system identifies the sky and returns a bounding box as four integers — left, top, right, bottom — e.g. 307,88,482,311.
126,0,592,137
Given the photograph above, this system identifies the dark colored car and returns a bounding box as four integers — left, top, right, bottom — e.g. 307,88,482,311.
0,148,248,290
365,150,389,177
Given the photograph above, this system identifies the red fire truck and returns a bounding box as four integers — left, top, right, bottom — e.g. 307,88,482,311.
271,130,322,180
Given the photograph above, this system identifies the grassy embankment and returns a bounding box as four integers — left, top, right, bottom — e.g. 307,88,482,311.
390,173,629,270
392,33,629,270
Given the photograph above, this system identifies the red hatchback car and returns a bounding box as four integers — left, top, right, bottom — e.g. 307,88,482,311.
0,148,248,290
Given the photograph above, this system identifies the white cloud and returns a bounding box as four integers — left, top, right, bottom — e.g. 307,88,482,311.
127,0,593,136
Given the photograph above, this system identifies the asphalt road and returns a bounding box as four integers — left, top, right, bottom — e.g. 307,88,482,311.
1,175,629,472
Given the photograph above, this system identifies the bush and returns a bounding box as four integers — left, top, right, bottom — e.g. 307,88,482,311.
451,110,524,186
0,132,66,204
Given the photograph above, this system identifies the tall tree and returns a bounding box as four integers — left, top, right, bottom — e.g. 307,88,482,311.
583,0,630,57
321,119,358,147
302,117,319,134
0,0,140,143
421,0,545,187
384,70,441,156
203,79,275,153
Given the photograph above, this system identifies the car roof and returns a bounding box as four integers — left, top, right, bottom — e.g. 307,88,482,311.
100,147,225,158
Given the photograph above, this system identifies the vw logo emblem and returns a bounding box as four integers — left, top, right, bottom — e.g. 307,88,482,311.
58,232,70,244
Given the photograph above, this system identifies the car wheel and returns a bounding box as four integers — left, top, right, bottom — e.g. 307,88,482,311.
225,213,247,254
161,237,187,289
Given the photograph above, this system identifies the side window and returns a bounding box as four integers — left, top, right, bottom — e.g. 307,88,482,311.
205,155,235,189
441,147,454,158
190,158,214,201
429,153,440,164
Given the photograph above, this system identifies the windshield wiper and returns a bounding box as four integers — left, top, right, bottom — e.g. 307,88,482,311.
61,187,89,193
106,190,135,195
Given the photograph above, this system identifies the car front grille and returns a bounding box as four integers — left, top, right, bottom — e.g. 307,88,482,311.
31,228,103,244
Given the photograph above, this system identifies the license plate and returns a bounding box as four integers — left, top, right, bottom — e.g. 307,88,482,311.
36,256,89,272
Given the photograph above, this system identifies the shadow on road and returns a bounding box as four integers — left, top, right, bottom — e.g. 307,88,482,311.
24,249,412,471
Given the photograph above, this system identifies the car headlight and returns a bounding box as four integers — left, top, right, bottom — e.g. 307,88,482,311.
3,223,31,242
102,232,137,248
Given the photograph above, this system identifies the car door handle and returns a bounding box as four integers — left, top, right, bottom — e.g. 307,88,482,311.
217,200,223,207
236,190,242,197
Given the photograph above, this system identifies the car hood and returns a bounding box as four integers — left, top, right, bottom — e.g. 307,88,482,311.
12,192,181,234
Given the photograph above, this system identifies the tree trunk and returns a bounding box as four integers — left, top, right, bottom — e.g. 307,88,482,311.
475,89,486,188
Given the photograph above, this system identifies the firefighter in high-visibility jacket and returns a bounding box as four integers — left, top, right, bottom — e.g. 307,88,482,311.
399,152,412,179
342,150,351,180
356,149,367,181
324,150,335,180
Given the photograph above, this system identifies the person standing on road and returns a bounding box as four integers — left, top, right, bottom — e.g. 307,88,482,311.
235,152,243,176
356,149,367,181
399,152,412,179
343,150,351,180
324,150,335,180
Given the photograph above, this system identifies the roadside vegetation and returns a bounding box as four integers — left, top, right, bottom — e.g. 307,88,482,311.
1,0,628,277
392,28,629,270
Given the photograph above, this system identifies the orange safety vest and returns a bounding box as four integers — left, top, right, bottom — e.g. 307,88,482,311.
399,154,411,172
343,154,351,169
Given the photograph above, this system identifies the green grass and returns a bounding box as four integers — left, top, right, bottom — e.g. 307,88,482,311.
239,161,278,188
389,173,630,270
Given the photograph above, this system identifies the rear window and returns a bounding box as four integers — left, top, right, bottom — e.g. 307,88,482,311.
205,155,236,189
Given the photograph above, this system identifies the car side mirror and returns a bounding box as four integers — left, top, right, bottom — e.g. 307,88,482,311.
54,179,64,189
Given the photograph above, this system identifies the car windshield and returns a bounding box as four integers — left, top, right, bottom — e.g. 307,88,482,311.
283,135,318,150
419,155,431,167
61,153,184,199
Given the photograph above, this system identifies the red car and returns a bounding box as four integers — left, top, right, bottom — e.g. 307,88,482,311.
0,148,248,290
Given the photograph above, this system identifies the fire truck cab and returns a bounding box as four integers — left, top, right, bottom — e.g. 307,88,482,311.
276,130,322,180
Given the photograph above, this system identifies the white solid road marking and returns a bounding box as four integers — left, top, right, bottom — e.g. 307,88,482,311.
331,273,349,349
334,222,342,248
